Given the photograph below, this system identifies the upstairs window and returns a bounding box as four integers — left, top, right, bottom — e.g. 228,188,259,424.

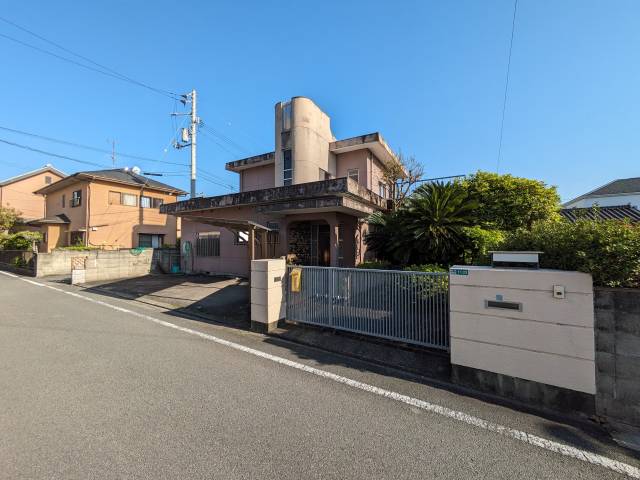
347,168,359,184
70,190,82,208
378,181,387,198
61,194,65,208
152,198,164,208
282,101,292,131
140,196,151,208
283,149,293,186
122,193,137,207
45,176,52,184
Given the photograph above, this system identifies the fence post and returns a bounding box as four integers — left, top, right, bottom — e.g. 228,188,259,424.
250,258,286,333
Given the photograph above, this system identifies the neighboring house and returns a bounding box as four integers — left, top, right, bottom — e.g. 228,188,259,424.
161,96,402,277
562,176,640,222
30,168,187,252
0,164,66,221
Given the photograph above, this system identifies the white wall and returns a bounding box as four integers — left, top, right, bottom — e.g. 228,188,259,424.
449,266,596,394
564,193,640,209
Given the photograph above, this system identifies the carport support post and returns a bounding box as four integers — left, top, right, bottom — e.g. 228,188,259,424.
248,225,256,274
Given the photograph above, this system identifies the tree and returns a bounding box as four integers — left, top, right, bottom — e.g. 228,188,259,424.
382,152,424,209
404,181,479,265
0,206,21,232
462,171,560,230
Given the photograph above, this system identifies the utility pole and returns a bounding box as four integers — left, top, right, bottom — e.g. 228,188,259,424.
171,89,198,198
189,89,197,198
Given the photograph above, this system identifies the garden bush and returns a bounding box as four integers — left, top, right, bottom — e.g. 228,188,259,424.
0,231,42,250
501,219,640,288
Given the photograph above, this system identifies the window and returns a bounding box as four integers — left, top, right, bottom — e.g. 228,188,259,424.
45,176,52,184
282,101,292,131
283,149,293,186
347,168,359,184
108,191,121,205
61,194,65,208
121,193,137,206
378,181,387,198
70,231,84,246
152,198,163,208
70,190,82,207
140,196,151,208
138,233,164,248
196,232,220,257
234,230,249,245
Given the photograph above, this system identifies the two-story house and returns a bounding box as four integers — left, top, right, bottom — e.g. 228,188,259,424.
31,168,187,252
161,96,402,277
0,164,66,222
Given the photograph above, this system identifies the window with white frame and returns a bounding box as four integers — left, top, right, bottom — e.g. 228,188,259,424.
347,168,359,184
234,230,249,245
283,149,293,186
121,193,137,206
378,181,387,198
70,190,82,207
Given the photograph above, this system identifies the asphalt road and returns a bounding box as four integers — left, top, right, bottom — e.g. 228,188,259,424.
1,271,638,479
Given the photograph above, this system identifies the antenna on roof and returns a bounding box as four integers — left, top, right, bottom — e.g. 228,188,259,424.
131,166,141,175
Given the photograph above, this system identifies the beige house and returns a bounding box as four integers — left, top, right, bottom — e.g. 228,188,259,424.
31,169,187,252
0,165,66,221
162,96,403,277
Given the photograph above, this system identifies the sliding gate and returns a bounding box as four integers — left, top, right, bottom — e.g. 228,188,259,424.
286,266,450,350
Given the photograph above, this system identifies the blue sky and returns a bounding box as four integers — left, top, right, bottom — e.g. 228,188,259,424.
0,0,638,201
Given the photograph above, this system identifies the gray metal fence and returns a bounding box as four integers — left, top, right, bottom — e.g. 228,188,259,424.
286,266,450,350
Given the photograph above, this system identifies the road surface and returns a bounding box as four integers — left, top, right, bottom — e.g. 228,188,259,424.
0,271,638,479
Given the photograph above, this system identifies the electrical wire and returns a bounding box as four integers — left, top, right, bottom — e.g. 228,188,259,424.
496,0,519,173
0,138,110,168
0,125,189,167
200,122,250,155
0,17,179,100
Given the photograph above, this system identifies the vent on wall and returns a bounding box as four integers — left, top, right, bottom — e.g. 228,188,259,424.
485,299,522,311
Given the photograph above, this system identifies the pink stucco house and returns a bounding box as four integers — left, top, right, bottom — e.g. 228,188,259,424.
161,96,402,277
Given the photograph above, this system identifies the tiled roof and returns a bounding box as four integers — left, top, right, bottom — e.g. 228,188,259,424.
560,205,640,223
587,177,640,196
35,168,187,195
0,165,66,186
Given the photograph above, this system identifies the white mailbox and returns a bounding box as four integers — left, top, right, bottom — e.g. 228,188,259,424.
449,265,596,394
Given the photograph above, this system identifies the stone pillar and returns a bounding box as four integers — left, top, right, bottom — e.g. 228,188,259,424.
250,258,286,333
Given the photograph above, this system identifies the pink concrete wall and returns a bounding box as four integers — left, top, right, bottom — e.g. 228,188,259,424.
240,164,275,192
335,150,369,188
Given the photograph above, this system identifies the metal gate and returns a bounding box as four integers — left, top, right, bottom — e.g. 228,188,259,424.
286,266,450,350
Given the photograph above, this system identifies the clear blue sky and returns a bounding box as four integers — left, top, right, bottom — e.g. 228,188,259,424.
1,0,638,201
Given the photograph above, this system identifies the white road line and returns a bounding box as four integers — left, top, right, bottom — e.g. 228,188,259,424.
2,271,638,479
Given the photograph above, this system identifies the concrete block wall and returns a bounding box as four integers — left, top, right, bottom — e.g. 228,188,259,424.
595,288,640,427
36,249,154,282
450,266,597,411
250,258,286,333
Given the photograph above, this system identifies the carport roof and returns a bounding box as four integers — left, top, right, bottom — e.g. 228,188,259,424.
160,177,389,218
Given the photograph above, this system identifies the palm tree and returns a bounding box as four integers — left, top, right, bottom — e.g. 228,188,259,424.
364,210,411,264
404,181,478,264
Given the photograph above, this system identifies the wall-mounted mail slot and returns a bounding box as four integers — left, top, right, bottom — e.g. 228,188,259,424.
485,299,522,311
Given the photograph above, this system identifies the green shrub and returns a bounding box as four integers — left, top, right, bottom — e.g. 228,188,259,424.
403,263,448,273
502,219,640,288
56,245,100,251
0,231,42,250
462,226,505,265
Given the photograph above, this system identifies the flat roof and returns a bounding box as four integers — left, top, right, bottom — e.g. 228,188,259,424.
226,152,275,172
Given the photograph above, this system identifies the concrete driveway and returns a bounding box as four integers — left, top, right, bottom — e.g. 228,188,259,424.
82,274,250,327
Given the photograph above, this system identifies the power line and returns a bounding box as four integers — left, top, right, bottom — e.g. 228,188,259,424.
0,137,110,168
200,122,250,155
0,17,179,100
496,0,519,173
0,125,189,167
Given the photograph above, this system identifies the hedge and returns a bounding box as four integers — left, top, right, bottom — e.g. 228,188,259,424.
501,219,640,288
